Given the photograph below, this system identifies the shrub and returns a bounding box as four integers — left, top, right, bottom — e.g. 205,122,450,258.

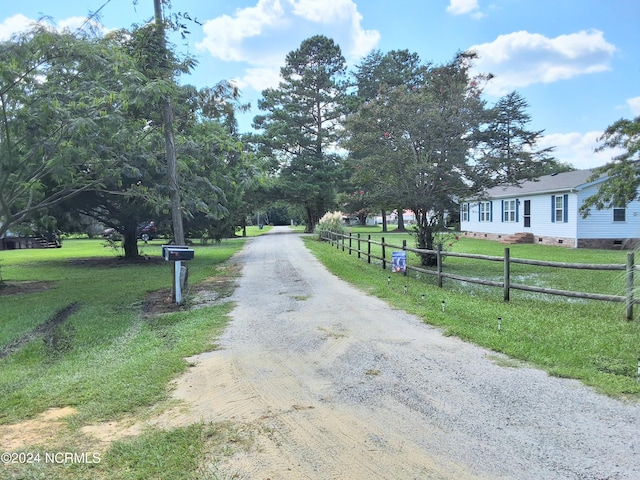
315,211,345,239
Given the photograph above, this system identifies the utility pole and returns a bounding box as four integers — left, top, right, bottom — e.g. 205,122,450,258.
154,0,187,301
153,0,185,247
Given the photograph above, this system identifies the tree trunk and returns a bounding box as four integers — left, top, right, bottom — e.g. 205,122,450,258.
396,208,407,232
415,212,437,266
122,225,139,259
381,209,388,232
304,206,315,233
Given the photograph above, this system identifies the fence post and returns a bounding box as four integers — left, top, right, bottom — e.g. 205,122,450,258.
437,243,443,288
357,233,361,259
504,247,510,302
367,235,371,264
381,237,386,270
341,233,345,252
348,234,352,255
402,239,408,276
626,251,634,320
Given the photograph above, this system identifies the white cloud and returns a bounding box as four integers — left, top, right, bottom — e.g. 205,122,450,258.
628,97,640,116
447,0,478,15
0,13,108,41
197,0,287,64
236,67,283,91
196,0,380,92
0,14,35,40
57,16,109,35
539,131,625,169
446,0,484,18
292,0,352,23
469,30,616,96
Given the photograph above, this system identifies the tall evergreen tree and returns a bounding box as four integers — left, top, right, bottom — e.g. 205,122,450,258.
580,116,640,216
253,35,348,232
475,91,562,185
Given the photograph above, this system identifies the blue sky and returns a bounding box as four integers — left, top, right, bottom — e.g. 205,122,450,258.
1,0,638,169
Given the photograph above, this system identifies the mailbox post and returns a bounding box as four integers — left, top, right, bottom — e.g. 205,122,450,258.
162,245,194,305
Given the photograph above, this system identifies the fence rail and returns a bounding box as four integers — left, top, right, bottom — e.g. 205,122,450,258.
319,230,636,320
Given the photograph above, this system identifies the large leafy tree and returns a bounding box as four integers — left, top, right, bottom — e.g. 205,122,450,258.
346,52,555,265
177,113,241,241
0,26,142,239
253,35,349,232
224,138,273,237
352,49,425,103
51,23,246,258
49,23,190,259
173,80,261,241
580,116,640,216
58,77,249,257
348,49,428,230
346,53,487,263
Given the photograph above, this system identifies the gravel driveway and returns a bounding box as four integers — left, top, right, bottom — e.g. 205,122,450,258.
173,226,640,479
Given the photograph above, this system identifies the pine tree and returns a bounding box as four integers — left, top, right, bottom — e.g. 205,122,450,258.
253,35,348,232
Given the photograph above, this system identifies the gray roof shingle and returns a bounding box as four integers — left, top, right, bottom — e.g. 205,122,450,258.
481,169,602,199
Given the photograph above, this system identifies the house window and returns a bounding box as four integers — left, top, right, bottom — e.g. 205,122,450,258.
479,201,491,222
613,207,626,222
462,203,469,222
554,196,564,222
503,200,516,222
552,194,568,223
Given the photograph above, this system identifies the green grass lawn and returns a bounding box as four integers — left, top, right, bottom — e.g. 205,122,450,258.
328,228,633,297
305,233,640,399
235,224,274,236
0,237,250,479
288,224,308,233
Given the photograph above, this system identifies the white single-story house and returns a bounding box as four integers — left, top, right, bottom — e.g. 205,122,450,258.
460,169,640,249
368,210,417,226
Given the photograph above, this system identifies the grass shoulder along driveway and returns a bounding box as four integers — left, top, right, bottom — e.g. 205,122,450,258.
0,237,250,479
304,234,640,400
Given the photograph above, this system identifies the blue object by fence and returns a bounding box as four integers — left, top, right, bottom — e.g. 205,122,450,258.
392,251,406,273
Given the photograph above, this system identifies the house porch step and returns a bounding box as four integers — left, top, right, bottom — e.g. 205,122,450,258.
501,232,534,244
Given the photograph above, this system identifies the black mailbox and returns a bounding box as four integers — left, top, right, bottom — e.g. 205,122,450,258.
162,244,187,259
162,245,194,261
